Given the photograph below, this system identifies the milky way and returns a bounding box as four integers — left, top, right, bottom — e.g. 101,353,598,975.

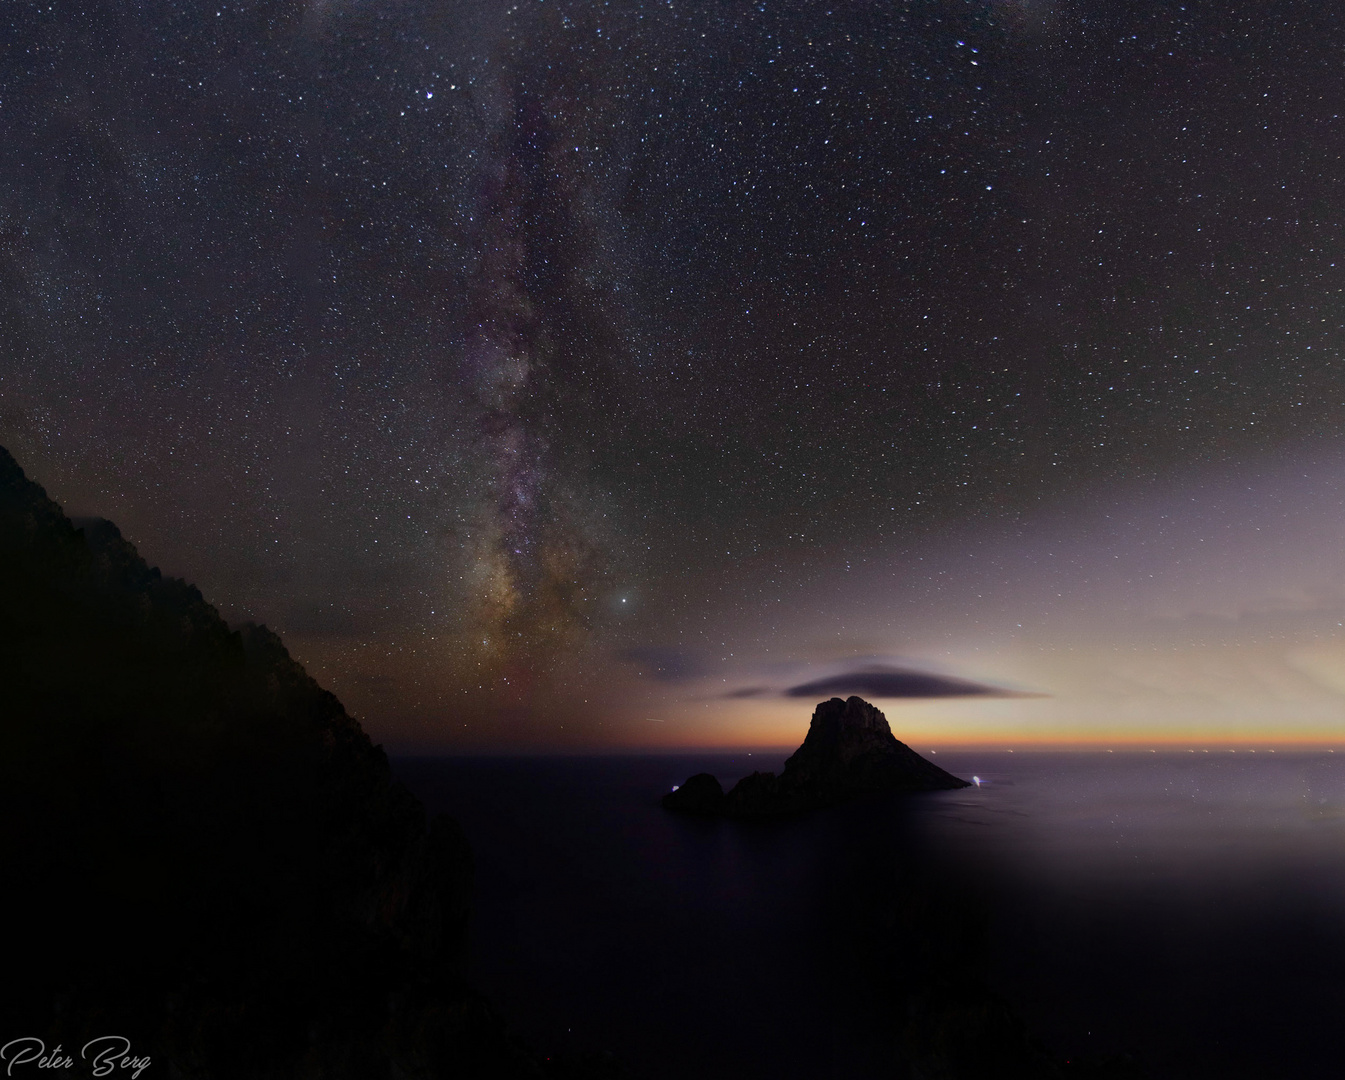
461,102,565,665
454,36,629,699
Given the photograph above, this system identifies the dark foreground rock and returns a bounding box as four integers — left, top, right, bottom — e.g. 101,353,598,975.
0,446,561,1078
664,695,970,818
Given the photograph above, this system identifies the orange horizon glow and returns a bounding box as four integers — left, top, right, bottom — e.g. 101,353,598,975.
381,739,1345,756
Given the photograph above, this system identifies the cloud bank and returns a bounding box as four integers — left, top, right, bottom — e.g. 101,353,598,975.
784,665,1026,699
716,663,1037,701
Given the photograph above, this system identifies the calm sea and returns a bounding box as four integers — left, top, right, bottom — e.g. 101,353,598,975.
393,751,1345,1079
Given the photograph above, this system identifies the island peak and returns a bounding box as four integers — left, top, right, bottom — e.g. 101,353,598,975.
663,695,970,818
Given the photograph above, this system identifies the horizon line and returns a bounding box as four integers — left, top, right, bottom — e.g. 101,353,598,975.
383,739,1345,757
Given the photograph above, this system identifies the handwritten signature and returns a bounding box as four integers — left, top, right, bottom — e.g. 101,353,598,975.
1,1038,150,1079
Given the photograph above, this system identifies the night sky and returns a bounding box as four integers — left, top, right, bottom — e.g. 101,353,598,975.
6,0,1345,749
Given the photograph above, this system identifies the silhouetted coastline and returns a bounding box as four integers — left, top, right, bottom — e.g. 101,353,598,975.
0,445,557,1078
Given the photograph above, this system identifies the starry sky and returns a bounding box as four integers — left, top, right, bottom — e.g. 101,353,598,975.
5,0,1345,749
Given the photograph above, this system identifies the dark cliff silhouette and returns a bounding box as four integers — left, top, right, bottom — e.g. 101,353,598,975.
0,446,555,1078
664,695,970,818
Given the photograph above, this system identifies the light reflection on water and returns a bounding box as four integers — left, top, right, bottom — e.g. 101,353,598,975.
396,752,1345,1080
915,751,1345,876
911,751,1345,1078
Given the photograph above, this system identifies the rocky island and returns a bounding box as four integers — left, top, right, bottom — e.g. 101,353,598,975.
664,695,970,817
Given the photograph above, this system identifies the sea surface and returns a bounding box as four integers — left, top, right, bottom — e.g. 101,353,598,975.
393,751,1345,1079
